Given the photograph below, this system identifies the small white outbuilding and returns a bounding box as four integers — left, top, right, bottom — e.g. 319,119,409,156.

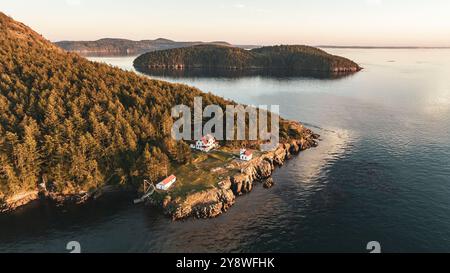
156,175,177,191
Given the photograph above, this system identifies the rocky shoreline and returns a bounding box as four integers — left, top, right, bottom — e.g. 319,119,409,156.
0,184,128,213
0,191,39,213
148,126,319,220
1,123,318,220
144,64,361,73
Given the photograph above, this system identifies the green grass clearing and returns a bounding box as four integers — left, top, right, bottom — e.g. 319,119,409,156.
167,149,238,198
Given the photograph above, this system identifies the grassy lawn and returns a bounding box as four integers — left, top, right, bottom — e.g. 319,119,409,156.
166,149,238,198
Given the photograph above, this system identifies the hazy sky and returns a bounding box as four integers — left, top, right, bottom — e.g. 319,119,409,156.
1,0,449,46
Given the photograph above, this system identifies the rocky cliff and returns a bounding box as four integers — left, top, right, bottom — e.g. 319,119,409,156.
0,191,39,213
148,124,319,220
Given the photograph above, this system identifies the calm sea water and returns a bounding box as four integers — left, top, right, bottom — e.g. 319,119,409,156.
1,49,449,253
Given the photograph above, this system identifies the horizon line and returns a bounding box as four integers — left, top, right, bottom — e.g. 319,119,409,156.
50,37,450,49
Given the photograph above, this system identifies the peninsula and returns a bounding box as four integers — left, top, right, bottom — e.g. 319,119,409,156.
0,12,318,219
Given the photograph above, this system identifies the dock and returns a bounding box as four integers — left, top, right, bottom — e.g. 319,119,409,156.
133,180,156,204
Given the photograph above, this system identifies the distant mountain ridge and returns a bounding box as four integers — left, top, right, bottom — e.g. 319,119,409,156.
318,45,450,49
55,38,259,56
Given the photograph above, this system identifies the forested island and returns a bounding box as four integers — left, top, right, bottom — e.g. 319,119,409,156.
55,38,258,56
0,12,318,219
134,44,362,75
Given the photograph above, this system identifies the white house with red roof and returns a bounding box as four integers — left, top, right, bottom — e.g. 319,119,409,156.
192,134,217,152
156,175,177,191
240,149,253,161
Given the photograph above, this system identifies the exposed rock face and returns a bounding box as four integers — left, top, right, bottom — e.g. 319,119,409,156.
332,66,361,73
0,191,39,213
158,124,319,220
163,179,236,220
263,178,274,189
0,183,132,213
229,137,317,196
45,185,130,206
46,192,91,205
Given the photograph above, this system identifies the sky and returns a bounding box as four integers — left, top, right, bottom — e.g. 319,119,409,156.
1,0,449,46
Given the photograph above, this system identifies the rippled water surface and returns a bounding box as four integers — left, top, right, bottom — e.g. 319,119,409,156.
1,49,449,252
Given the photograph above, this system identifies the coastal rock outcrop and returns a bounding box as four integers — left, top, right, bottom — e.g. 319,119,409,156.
166,182,236,220
263,178,274,189
0,191,39,213
157,123,319,220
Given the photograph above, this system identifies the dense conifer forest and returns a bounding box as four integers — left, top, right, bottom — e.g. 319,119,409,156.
134,44,361,73
0,13,301,202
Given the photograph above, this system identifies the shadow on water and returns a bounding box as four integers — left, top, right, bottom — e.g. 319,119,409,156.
138,67,358,80
0,193,136,243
